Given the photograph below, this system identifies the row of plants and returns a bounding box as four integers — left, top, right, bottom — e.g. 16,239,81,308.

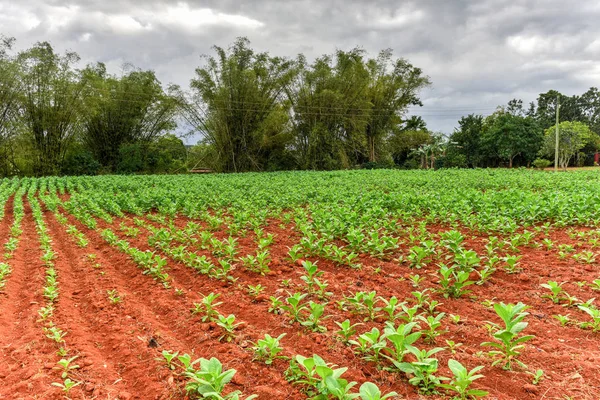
28,194,82,396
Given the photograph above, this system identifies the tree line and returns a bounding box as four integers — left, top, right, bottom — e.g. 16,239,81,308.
1,34,599,176
439,92,600,170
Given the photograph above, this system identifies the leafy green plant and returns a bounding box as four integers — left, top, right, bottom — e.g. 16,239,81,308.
252,333,286,364
390,346,446,393
106,289,122,304
184,357,257,399
51,378,81,395
382,321,421,362
301,301,328,332
350,327,386,363
246,284,265,299
408,274,425,287
481,302,534,370
160,350,179,370
282,292,308,322
335,319,362,344
192,293,222,322
439,264,475,298
55,356,80,379
437,359,488,399
215,313,243,342
577,302,600,331
540,281,565,304
418,313,447,343
527,369,544,385
552,314,571,326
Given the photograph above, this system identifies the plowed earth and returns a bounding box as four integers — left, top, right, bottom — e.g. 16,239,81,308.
0,195,599,400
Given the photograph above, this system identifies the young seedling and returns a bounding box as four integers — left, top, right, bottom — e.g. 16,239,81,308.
51,378,81,395
282,292,308,323
540,281,565,304
380,296,402,321
418,313,447,343
55,356,80,379
527,369,544,385
391,346,446,393
382,321,421,362
215,313,244,342
439,264,475,298
502,255,522,274
246,284,265,300
552,314,571,326
161,350,180,370
192,293,222,322
350,327,386,363
252,333,286,364
437,359,488,399
445,340,463,354
335,319,362,344
577,302,600,332
184,357,257,399
44,326,67,344
357,382,398,400
268,296,283,315
408,274,425,287
482,302,534,370
106,289,122,305
301,301,328,332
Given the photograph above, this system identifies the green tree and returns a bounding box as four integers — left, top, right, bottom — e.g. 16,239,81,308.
0,35,23,175
388,124,432,168
482,112,542,168
450,114,484,168
289,49,371,170
364,50,430,162
533,90,585,130
81,63,177,171
543,121,594,170
18,42,88,175
180,37,296,172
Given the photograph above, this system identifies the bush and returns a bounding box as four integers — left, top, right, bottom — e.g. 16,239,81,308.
362,160,395,170
532,158,552,170
61,152,101,176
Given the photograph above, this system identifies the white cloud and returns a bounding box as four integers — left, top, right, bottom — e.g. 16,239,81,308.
0,3,40,31
159,2,264,31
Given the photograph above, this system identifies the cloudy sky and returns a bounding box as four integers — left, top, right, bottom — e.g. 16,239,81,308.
2,0,600,141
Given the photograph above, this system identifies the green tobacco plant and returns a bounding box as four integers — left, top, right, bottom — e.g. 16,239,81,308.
252,333,286,364
382,321,421,362
482,302,534,370
335,319,362,344
192,293,222,322
55,356,80,379
577,302,600,331
439,264,475,298
51,378,81,395
282,292,308,322
540,281,566,304
350,327,386,363
215,313,243,342
390,346,446,393
437,359,488,399
185,357,257,399
301,301,328,332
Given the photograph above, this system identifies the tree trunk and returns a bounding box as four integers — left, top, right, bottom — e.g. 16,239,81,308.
368,136,375,163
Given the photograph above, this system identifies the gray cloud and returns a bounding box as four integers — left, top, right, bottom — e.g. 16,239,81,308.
2,0,600,141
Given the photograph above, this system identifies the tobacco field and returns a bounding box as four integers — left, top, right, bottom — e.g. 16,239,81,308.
0,169,599,400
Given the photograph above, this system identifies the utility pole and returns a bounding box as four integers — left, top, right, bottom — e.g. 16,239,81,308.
554,95,560,172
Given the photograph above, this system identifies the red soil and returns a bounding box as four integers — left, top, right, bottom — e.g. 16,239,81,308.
0,197,599,399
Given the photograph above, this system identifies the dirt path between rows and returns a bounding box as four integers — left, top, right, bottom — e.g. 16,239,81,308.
0,197,56,399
